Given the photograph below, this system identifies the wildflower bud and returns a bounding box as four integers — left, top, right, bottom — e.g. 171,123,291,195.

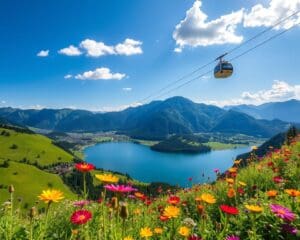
197,205,204,215
29,207,37,219
119,202,129,219
111,197,118,210
8,185,14,193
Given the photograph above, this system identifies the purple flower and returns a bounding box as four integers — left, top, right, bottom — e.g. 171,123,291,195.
226,236,240,240
188,234,202,240
282,224,298,235
270,204,295,222
104,184,137,193
213,168,220,173
73,200,90,208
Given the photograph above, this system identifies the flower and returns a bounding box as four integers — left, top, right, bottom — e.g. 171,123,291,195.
183,218,197,227
267,190,278,198
238,181,247,187
178,226,190,237
104,184,137,193
227,188,236,198
75,162,95,172
281,224,298,235
70,210,92,225
270,204,295,222
188,235,202,240
226,236,240,240
163,205,180,218
168,195,180,205
73,200,90,208
273,176,284,184
200,193,216,204
197,205,204,215
285,189,300,197
154,227,163,234
251,146,258,151
213,168,220,173
140,227,153,238
220,205,239,215
38,189,64,203
95,173,119,184
226,178,234,184
234,160,241,165
245,204,263,213
124,237,134,240
228,167,237,173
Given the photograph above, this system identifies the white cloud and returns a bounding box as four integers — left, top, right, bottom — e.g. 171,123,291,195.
80,39,115,57
0,100,6,104
27,104,45,110
174,47,182,53
37,50,49,57
244,0,300,30
173,0,244,51
115,38,143,55
75,67,126,81
58,45,82,56
64,74,73,79
98,102,142,112
122,87,132,91
203,80,300,107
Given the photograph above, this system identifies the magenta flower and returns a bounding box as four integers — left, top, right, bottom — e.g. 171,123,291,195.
73,200,90,208
226,236,240,240
104,184,137,193
270,204,295,222
282,224,298,235
188,234,202,240
213,168,220,173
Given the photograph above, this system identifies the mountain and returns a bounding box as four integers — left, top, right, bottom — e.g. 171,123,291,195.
0,97,293,139
227,99,300,123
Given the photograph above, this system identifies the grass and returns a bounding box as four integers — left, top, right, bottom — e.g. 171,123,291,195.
0,160,75,208
0,136,299,239
0,128,74,166
204,141,247,150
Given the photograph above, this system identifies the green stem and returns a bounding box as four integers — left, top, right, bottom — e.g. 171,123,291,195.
83,172,87,199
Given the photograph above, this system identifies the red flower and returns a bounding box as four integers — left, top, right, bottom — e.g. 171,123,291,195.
75,163,95,172
167,196,180,205
159,215,169,222
273,176,284,184
220,205,239,215
70,210,92,225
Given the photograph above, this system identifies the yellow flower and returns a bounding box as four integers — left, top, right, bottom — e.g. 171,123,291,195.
234,159,242,165
245,204,263,213
163,206,180,218
228,167,238,173
38,189,64,203
95,173,119,184
124,237,134,240
133,208,141,215
154,227,163,234
140,227,153,238
285,189,300,197
226,178,234,184
178,226,190,237
200,193,216,204
238,181,247,187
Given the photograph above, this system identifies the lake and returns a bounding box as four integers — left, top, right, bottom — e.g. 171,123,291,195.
84,142,250,187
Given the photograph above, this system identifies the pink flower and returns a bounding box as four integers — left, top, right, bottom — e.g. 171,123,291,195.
226,236,240,240
73,200,90,208
70,210,92,225
214,168,220,173
270,204,295,222
104,184,137,193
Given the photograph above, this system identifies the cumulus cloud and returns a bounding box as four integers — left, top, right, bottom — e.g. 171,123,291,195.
80,39,115,57
122,87,132,91
75,67,126,81
115,39,142,55
37,50,49,57
203,80,300,107
173,0,244,50
58,45,82,56
244,0,300,30
64,74,73,79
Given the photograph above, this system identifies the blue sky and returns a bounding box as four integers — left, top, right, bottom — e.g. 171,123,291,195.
0,0,300,111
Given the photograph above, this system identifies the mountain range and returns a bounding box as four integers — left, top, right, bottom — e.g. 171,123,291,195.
226,99,300,123
0,97,297,140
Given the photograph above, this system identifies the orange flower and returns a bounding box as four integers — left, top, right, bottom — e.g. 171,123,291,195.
226,178,234,185
285,189,300,197
227,188,236,198
228,167,238,173
267,190,278,198
200,193,216,204
163,206,180,219
167,195,180,205
197,205,204,215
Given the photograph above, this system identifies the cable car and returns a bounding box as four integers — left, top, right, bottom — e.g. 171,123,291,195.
214,53,233,79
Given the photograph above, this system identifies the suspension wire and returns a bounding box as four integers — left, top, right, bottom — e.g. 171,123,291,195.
136,9,300,104
150,23,297,101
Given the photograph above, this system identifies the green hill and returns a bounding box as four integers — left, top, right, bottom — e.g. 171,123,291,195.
0,160,75,208
0,127,74,167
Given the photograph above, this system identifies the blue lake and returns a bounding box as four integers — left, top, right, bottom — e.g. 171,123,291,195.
84,142,250,187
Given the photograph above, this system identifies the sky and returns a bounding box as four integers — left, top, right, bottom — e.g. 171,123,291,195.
0,0,300,111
